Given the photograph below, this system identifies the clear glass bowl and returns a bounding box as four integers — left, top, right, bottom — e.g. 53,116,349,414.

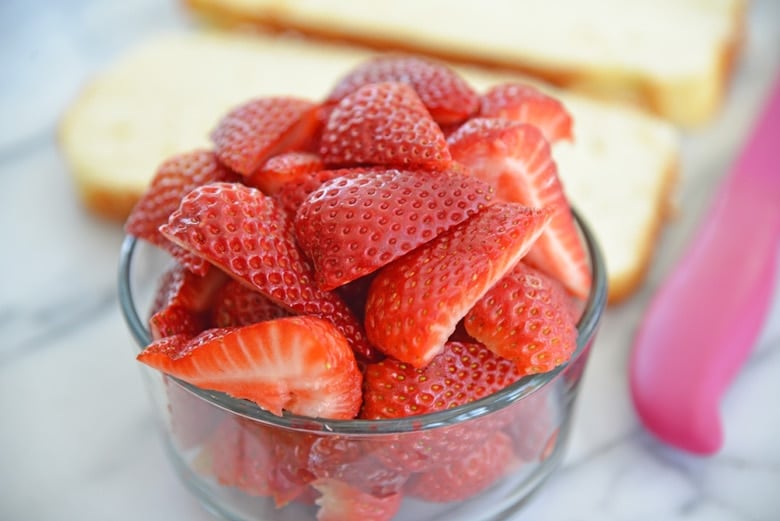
118,211,607,521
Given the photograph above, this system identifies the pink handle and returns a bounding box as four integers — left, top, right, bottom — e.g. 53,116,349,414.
630,73,780,454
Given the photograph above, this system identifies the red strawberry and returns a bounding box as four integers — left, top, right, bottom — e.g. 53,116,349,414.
479,83,573,143
325,55,479,125
405,431,516,502
125,150,234,275
136,316,363,419
295,168,494,290
313,478,403,521
210,279,289,328
245,151,324,196
276,168,351,216
364,202,551,367
448,118,591,298
307,437,409,497
465,262,577,375
159,182,381,362
361,341,524,419
148,263,228,339
212,97,320,177
319,82,451,170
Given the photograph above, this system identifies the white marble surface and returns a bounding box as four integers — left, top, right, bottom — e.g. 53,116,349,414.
1,1,779,519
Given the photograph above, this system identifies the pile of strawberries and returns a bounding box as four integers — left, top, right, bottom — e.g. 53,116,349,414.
125,55,591,520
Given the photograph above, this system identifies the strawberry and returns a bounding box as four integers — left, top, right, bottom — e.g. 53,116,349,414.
212,97,320,177
148,263,228,339
313,478,403,521
125,150,234,275
210,279,289,328
405,431,516,502
325,55,479,125
448,118,591,298
136,316,363,419
276,168,351,216
160,182,381,362
295,168,494,290
319,82,451,170
307,437,408,497
364,202,551,367
479,83,573,144
361,341,525,419
245,151,324,196
464,262,577,375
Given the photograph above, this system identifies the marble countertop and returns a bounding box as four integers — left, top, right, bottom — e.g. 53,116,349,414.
1,1,779,519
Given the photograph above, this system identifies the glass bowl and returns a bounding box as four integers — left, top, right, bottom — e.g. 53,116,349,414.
118,210,607,521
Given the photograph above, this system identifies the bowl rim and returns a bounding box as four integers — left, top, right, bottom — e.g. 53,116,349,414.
118,209,608,434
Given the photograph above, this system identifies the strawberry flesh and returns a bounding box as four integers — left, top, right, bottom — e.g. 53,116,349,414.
137,317,363,419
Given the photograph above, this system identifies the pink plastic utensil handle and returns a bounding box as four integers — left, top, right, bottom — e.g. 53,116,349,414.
630,73,780,455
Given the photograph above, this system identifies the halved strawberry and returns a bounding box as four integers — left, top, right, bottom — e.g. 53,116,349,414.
479,83,573,143
464,261,577,375
313,478,403,521
361,341,525,419
125,150,234,275
364,202,550,367
405,431,516,503
245,151,324,196
325,55,479,125
295,168,494,290
160,182,381,362
136,316,363,419
319,82,451,170
210,279,289,328
448,118,591,298
212,97,320,177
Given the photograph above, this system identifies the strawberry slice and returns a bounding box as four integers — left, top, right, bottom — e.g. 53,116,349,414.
405,431,516,502
136,316,363,419
320,82,451,170
245,151,324,196
325,55,479,125
313,478,403,521
125,150,234,275
364,202,550,367
464,262,577,375
448,118,591,298
212,97,320,177
210,279,289,328
479,83,573,144
361,341,525,419
160,182,380,362
295,168,494,290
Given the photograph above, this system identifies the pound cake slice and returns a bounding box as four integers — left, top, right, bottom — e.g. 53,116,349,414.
184,0,746,127
59,31,678,302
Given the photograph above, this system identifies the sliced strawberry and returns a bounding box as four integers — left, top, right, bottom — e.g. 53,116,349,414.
448,118,591,298
212,97,320,177
210,279,289,328
149,305,207,340
465,261,577,375
364,202,550,367
325,55,479,125
313,478,403,521
136,316,363,419
479,83,573,143
275,168,352,216
319,82,451,170
361,341,525,419
405,430,516,502
160,182,381,362
295,168,494,290
125,150,234,275
245,151,324,196
307,437,409,498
